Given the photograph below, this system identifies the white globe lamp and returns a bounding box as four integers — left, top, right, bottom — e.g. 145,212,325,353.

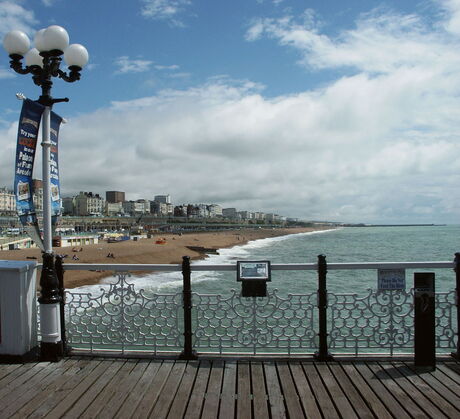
41,25,69,52
64,44,89,68
3,30,30,56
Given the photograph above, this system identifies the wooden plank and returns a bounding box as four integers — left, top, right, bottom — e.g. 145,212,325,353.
0,361,39,390
114,361,162,418
0,359,74,419
79,359,138,419
42,359,116,419
0,363,22,381
326,363,373,419
251,362,269,419
428,367,460,397
315,363,357,419
264,361,285,419
99,359,153,419
131,361,175,419
149,361,188,419
23,358,102,419
236,362,251,419
366,362,427,418
61,359,125,418
0,362,53,407
218,361,237,419
167,361,200,419
184,360,211,419
353,362,411,419
403,362,460,408
445,362,460,376
340,363,392,419
289,362,321,418
9,358,88,419
395,362,459,418
276,362,304,419
382,362,448,418
437,364,460,386
201,360,224,419
301,362,339,419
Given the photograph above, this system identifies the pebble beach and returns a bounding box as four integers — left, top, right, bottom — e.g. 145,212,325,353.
0,227,328,288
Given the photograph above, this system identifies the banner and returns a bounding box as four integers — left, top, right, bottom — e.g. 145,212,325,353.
14,99,45,250
50,111,63,235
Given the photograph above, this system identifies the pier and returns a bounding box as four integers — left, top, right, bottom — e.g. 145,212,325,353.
1,357,460,418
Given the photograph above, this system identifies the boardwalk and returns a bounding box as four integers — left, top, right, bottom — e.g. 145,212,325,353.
0,357,460,418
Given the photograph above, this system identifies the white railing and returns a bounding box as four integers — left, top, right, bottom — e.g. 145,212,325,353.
56,258,458,358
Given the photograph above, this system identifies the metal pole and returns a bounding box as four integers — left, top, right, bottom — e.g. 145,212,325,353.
452,253,460,359
179,256,197,360
314,254,333,361
55,255,67,355
38,105,63,362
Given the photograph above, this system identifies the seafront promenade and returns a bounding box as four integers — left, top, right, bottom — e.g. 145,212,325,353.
1,357,459,418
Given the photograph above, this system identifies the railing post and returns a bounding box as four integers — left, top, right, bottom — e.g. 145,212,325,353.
54,255,68,356
452,253,460,360
315,254,333,361
179,256,197,360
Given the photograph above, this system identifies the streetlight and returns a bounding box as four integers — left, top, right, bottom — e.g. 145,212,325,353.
3,25,88,361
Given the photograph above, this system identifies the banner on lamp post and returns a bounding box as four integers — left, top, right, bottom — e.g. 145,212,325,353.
14,99,45,250
50,111,63,235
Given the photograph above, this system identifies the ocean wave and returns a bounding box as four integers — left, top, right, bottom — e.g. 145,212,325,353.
71,228,336,293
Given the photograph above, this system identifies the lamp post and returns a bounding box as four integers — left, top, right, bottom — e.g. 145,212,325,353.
3,26,88,361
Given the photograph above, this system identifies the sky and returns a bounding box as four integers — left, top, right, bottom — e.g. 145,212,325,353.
1,0,460,224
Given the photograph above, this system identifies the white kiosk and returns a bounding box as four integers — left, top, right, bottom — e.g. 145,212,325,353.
0,260,38,362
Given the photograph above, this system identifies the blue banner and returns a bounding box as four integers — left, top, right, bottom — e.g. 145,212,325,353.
50,111,62,229
14,99,45,250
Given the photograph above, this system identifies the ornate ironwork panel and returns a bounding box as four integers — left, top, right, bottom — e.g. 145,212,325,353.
328,289,457,355
65,272,183,354
192,289,317,354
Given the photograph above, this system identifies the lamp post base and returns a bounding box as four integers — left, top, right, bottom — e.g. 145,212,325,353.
40,341,63,362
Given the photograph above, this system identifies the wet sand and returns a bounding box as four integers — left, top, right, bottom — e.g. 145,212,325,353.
0,227,330,288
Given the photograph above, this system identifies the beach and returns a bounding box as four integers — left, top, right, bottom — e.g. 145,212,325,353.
0,226,329,288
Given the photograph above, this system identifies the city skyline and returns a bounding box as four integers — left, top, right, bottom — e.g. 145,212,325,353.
1,1,460,224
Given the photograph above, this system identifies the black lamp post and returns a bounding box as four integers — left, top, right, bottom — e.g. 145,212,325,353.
3,26,88,361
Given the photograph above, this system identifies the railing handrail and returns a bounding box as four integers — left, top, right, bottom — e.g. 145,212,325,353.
41,260,455,272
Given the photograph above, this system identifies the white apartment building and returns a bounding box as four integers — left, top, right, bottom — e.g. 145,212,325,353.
208,204,223,217
74,192,105,216
238,211,254,220
136,199,151,214
253,212,265,221
154,194,171,204
0,188,15,215
106,202,123,216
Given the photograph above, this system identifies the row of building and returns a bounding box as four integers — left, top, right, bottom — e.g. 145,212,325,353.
0,185,289,223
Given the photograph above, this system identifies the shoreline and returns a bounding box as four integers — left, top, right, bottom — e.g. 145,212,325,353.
0,226,333,288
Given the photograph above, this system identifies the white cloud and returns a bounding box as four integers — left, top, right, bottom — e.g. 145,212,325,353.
246,6,459,74
141,0,191,26
0,1,38,38
2,2,460,224
114,56,153,74
154,64,180,71
441,0,460,35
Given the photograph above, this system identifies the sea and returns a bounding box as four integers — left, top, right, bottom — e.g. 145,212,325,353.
82,225,459,297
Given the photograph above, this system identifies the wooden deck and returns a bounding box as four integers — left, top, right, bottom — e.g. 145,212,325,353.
0,357,460,418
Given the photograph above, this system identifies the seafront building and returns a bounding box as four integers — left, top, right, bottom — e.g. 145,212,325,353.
0,187,15,216
106,190,125,203
1,184,288,225
74,191,105,216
